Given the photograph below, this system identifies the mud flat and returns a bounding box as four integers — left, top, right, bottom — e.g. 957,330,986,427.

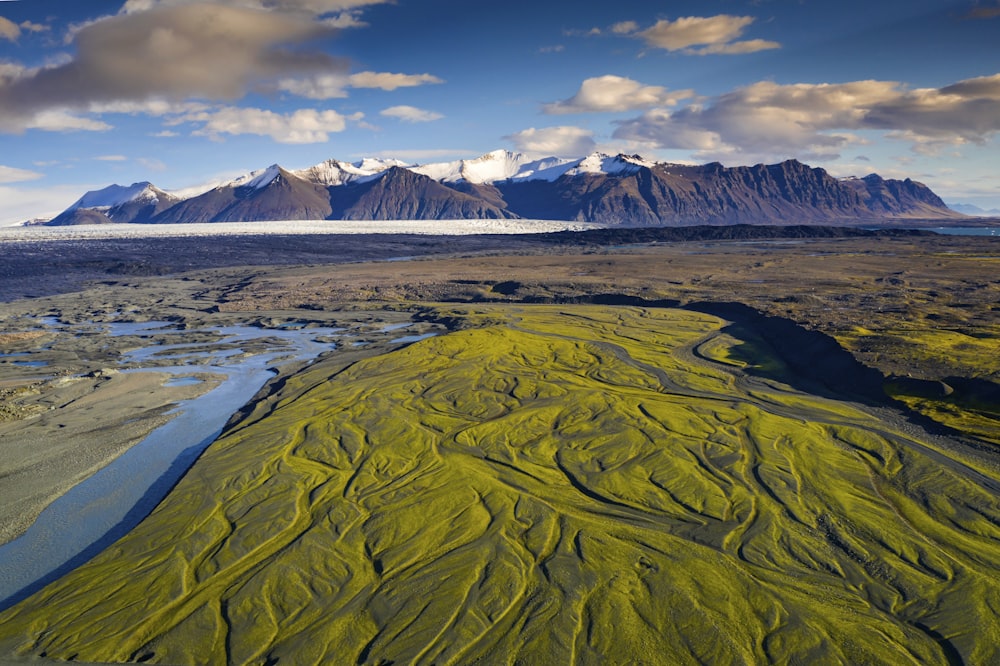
2,305,999,664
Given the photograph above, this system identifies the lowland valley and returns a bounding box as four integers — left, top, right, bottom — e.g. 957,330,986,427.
1,228,999,664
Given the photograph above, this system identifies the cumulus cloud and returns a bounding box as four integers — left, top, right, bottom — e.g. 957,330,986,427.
380,105,443,123
184,106,358,143
627,15,781,55
276,71,442,100
612,74,1000,163
610,21,638,35
505,126,597,157
544,75,694,114
0,165,44,184
349,71,444,91
0,4,344,132
0,16,19,41
25,110,112,132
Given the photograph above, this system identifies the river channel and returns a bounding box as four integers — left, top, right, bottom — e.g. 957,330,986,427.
0,318,429,609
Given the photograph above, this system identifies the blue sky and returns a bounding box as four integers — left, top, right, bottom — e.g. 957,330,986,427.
0,0,998,223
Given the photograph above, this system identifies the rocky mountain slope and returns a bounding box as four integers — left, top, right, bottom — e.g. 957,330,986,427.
45,151,962,226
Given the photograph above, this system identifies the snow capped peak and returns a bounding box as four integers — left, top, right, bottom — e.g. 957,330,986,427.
564,153,653,177
205,149,664,198
409,150,576,184
292,157,405,187
355,157,408,171
229,164,283,190
70,182,163,210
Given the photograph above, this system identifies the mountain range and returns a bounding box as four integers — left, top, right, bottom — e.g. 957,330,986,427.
44,150,963,227
946,202,1000,217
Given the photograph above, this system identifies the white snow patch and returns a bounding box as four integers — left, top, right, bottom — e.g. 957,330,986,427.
70,182,161,210
227,165,282,190
563,153,654,177
410,150,576,184
0,219,605,242
292,158,403,187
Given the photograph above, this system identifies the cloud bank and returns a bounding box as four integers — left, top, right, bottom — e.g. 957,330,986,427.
612,74,1000,162
616,15,781,55
182,106,359,143
0,4,344,132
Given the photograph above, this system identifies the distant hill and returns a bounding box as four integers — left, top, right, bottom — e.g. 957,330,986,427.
45,150,964,227
947,202,1000,217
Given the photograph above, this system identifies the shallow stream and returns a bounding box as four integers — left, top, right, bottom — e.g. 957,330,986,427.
0,318,419,608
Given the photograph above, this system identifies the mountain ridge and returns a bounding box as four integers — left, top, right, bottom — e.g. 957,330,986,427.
43,151,964,227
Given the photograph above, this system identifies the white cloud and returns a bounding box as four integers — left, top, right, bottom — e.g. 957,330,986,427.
504,126,597,157
0,165,44,184
610,21,638,35
321,11,368,28
89,99,211,117
277,71,443,100
19,21,49,34
24,110,112,132
0,16,19,42
380,105,443,123
544,75,694,114
348,71,444,91
186,106,356,143
612,74,1000,163
277,74,350,99
96,155,128,162
277,72,444,99
635,15,780,55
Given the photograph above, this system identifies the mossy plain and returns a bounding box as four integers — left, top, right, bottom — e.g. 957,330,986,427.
2,305,1000,664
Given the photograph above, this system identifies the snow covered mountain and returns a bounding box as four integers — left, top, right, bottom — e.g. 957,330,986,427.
44,151,963,227
48,182,181,225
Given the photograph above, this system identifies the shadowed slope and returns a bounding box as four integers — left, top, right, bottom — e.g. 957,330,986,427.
1,306,999,664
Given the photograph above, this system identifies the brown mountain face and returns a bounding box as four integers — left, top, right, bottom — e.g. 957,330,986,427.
46,208,115,226
496,160,961,225
842,173,954,218
331,167,516,220
46,158,962,226
153,168,333,223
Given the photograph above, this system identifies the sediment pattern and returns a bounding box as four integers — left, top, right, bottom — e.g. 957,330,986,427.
2,305,999,664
